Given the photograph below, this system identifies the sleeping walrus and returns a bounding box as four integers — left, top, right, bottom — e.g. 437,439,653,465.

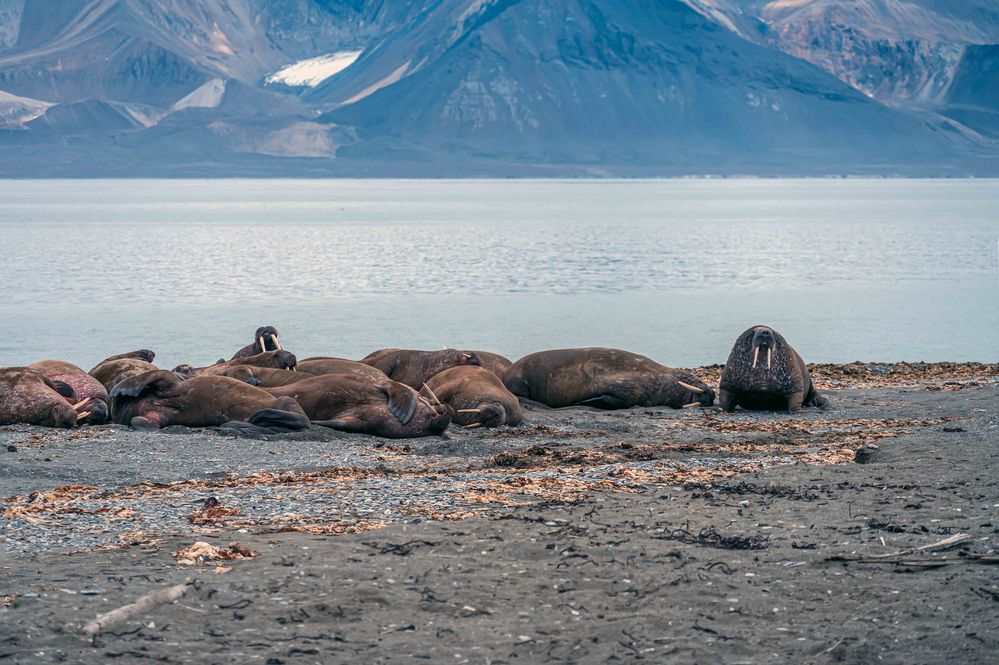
265,374,452,438
462,351,513,380
89,350,158,391
0,367,90,427
503,348,715,409
295,358,391,382
718,326,829,413
27,359,111,425
359,348,480,389
426,366,523,427
111,370,309,432
173,350,297,378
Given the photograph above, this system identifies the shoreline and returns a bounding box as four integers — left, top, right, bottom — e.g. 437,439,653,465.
1,363,997,662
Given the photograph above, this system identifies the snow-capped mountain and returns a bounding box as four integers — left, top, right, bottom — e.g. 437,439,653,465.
0,0,995,176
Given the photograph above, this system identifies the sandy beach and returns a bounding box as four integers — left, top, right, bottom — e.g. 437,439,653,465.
2,363,997,663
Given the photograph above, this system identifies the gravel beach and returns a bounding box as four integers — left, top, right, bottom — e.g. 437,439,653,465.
1,363,997,664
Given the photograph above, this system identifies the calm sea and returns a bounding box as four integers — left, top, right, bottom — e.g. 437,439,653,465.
0,179,996,371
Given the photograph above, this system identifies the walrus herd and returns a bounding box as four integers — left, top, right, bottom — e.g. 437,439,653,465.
0,324,828,437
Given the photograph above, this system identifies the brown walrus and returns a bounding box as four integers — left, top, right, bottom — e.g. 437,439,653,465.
719,326,829,413
425,366,523,427
229,326,285,360
0,367,88,428
295,358,392,383
503,348,715,409
219,366,313,387
173,350,297,378
89,350,159,391
265,374,452,438
359,348,480,389
110,370,310,432
27,360,111,425
463,351,513,379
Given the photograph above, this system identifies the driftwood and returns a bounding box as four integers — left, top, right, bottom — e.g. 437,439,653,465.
824,533,999,568
82,582,190,636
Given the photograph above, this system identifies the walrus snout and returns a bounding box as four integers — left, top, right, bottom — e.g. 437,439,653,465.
751,327,777,369
272,350,297,370
254,326,282,353
461,352,481,367
428,407,452,434
49,404,79,429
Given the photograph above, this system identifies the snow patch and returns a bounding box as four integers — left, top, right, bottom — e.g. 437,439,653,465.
266,51,363,88
172,79,226,111
340,61,411,106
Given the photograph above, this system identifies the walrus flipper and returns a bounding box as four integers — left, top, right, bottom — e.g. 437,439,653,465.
313,417,366,433
577,395,629,410
384,385,417,425
96,349,156,365
247,408,310,432
47,379,76,399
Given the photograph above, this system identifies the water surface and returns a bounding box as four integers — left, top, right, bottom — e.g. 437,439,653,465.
0,179,996,370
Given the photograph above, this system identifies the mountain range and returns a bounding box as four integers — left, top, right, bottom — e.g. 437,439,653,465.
0,0,996,176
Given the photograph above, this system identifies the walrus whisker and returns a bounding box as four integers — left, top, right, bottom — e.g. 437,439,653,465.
753,347,759,368
682,402,701,408
677,381,704,394
767,348,772,370
456,409,481,414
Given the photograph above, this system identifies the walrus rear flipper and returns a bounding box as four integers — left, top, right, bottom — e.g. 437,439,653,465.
48,379,76,399
384,385,417,425
313,416,366,433
111,370,180,399
577,395,629,410
248,408,310,432
806,392,830,410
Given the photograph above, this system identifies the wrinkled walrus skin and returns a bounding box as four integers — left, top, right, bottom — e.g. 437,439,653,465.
0,367,82,428
111,370,309,433
718,326,829,413
89,350,158,392
503,348,715,409
172,350,297,378
359,348,480,389
265,374,452,438
28,359,111,425
426,366,523,427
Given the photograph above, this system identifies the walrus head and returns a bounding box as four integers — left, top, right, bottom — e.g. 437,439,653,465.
750,326,778,371
253,326,282,354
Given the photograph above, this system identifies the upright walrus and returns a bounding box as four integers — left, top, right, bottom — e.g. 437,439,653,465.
229,326,285,360
89,350,158,392
111,370,309,432
719,325,829,413
27,359,111,425
426,366,523,427
359,348,481,389
503,348,715,409
0,367,89,428
265,374,452,438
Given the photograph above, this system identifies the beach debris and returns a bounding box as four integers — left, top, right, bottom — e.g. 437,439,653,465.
187,497,242,525
823,533,997,568
81,582,190,636
172,541,257,565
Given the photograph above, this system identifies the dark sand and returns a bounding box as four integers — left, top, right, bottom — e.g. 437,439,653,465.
1,364,997,663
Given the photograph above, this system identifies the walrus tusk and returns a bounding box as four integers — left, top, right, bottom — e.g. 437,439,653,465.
76,411,91,420
456,409,481,414
682,402,701,408
753,347,759,369
767,348,772,370
677,381,704,395
422,383,443,406
464,423,482,429
272,336,283,351
462,353,472,359
258,336,266,352
72,399,91,410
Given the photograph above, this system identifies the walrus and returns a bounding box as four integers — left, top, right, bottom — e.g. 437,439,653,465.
265,374,452,438
110,370,310,432
173,350,297,378
359,348,480,389
229,326,284,360
425,366,523,427
719,326,829,413
0,367,89,428
503,348,715,409
27,360,111,425
89,355,160,392
463,351,513,379
295,358,392,383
